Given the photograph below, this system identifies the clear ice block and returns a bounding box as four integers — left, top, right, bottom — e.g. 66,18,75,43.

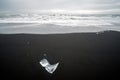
40,59,59,74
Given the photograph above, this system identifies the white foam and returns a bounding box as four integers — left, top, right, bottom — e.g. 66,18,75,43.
0,13,119,27
0,13,120,33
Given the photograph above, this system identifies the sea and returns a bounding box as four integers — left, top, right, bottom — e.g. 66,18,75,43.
0,12,120,34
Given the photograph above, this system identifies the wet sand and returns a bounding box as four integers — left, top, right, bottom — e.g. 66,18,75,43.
0,31,120,80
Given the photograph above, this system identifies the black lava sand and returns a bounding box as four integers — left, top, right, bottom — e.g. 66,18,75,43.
0,31,120,80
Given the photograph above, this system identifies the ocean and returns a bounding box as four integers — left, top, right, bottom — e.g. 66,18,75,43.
0,12,120,34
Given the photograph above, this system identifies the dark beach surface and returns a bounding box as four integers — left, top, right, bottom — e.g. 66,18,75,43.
0,31,120,80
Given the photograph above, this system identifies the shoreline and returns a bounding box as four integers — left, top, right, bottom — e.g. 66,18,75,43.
0,30,120,35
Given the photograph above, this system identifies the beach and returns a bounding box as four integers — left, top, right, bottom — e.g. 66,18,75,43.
0,31,120,80
1,0,120,79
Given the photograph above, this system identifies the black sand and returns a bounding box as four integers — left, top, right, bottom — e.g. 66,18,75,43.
0,31,120,80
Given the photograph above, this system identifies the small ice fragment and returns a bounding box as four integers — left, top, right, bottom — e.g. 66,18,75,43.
45,63,59,74
40,59,50,67
40,59,59,74
43,54,47,56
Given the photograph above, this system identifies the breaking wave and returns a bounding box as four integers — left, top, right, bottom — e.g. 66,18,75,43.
0,13,120,27
0,12,120,34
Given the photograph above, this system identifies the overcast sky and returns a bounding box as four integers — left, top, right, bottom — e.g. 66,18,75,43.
0,0,120,13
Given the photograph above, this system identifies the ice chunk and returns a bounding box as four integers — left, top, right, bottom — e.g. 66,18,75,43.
40,59,50,67
45,63,59,74
40,59,59,74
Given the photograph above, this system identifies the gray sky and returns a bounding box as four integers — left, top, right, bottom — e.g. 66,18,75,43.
0,0,120,13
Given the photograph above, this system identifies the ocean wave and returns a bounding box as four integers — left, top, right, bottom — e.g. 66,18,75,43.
0,13,120,27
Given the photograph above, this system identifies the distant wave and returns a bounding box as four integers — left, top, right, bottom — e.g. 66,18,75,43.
0,13,120,26
0,13,120,34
